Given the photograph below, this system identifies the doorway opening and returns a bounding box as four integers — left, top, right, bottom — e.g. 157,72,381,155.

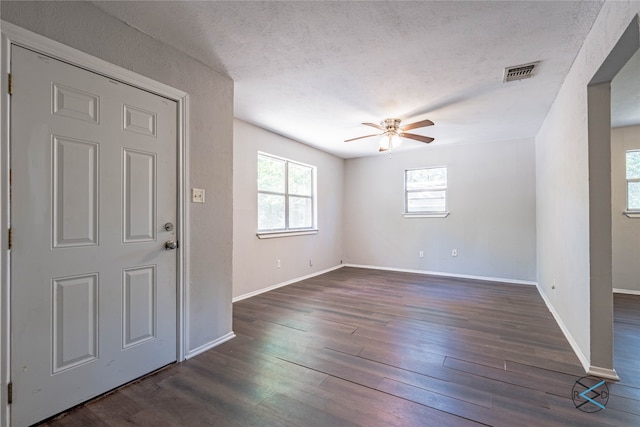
611,35,640,386
587,15,639,379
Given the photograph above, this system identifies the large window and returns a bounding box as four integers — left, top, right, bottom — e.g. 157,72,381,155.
257,153,316,233
627,150,640,212
405,167,448,216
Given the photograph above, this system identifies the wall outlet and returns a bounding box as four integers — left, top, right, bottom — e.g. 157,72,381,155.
192,188,205,203
277,259,281,268
419,251,424,258
309,258,313,266
452,249,458,257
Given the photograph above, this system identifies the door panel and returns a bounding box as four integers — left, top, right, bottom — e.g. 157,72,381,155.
52,273,99,373
52,83,100,124
122,265,157,348
123,148,157,242
10,45,178,426
52,136,100,247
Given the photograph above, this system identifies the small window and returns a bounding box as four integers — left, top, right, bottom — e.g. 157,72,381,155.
627,150,640,211
405,167,448,217
257,153,316,235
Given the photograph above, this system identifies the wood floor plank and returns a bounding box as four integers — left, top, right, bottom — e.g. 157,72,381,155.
377,377,532,427
39,268,640,426
317,375,485,427
443,357,572,398
256,392,360,427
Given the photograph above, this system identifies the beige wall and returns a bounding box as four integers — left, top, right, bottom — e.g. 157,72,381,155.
1,1,235,354
233,120,344,299
233,123,537,298
7,0,640,380
343,138,536,282
612,125,640,292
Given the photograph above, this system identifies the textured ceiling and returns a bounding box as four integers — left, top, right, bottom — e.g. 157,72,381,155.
92,1,634,158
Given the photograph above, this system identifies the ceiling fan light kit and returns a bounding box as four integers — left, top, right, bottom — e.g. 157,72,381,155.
379,133,401,152
345,118,435,152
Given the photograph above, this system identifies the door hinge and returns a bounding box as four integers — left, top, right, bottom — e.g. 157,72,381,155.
7,73,12,95
8,228,13,250
7,383,12,405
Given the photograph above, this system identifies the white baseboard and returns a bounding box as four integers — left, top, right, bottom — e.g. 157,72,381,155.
527,285,620,381
185,331,236,360
233,264,535,304
535,283,590,374
588,365,620,381
613,288,640,295
232,265,343,302
343,264,538,286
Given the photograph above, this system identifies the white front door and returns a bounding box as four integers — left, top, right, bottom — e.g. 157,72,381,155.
10,45,178,426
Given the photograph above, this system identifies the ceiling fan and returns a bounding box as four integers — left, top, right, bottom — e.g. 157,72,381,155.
345,118,435,152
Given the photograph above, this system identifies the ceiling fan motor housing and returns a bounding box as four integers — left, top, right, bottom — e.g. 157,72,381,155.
382,118,402,133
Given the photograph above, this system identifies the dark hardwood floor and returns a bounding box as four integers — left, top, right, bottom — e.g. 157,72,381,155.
40,268,640,426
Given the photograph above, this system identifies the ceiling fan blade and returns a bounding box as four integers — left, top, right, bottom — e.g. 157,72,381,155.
400,133,435,144
362,122,384,131
401,119,434,131
344,133,381,142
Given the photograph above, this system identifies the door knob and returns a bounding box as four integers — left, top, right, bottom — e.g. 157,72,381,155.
164,240,178,250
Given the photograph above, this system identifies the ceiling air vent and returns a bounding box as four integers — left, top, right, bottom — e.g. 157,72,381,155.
503,61,540,82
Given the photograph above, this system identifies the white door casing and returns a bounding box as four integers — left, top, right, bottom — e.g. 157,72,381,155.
10,45,179,426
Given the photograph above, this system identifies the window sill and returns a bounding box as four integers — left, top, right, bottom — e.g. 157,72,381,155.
403,212,449,218
623,211,640,218
257,229,318,239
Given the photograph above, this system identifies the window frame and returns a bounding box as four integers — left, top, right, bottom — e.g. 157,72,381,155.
256,152,318,238
403,166,449,218
625,149,640,218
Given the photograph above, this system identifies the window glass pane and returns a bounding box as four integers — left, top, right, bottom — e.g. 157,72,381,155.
407,190,446,213
258,155,285,193
257,153,316,233
258,193,285,230
627,151,640,180
289,196,313,228
288,163,312,196
628,181,640,211
406,168,447,190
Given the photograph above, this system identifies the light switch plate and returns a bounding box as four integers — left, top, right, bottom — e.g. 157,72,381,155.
192,188,205,203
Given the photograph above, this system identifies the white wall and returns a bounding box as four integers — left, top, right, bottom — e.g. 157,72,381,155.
233,120,344,299
1,1,235,354
535,2,640,371
343,139,536,282
612,125,640,292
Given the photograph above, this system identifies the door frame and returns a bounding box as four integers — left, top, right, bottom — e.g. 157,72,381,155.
0,21,190,425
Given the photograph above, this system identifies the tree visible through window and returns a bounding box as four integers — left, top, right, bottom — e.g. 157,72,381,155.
258,153,315,232
405,167,448,214
627,150,640,211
